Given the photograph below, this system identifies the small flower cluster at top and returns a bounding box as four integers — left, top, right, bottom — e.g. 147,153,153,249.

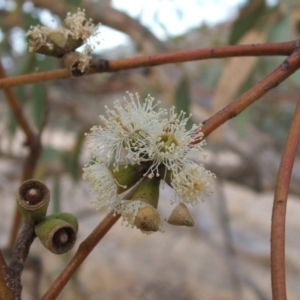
26,8,99,74
83,92,216,233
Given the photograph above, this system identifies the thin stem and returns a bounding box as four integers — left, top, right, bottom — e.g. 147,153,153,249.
7,223,36,300
0,61,43,252
41,212,120,300
107,40,298,71
0,251,13,300
0,41,298,89
200,49,300,138
270,95,300,300
0,61,36,146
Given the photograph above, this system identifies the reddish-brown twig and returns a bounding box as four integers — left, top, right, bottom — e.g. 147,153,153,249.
7,223,36,300
0,41,298,89
200,49,300,138
41,212,120,300
270,95,300,300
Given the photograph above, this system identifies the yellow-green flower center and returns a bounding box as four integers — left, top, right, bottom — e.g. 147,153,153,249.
157,133,179,153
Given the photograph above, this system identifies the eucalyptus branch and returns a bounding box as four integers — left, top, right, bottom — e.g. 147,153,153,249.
270,95,300,300
7,223,36,300
200,48,300,138
0,40,298,89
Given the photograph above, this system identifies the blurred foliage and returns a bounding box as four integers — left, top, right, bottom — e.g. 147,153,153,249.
0,0,300,194
175,76,193,130
229,0,268,45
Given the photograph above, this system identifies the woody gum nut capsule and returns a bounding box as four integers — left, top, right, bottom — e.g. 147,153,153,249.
167,203,195,227
48,212,79,232
17,179,50,224
134,206,160,232
34,217,77,254
62,52,90,77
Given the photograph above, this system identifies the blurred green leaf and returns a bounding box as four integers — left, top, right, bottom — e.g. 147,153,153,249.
52,177,61,213
22,11,40,32
267,14,291,43
7,53,36,140
40,146,61,163
229,0,267,44
175,77,193,130
31,84,46,130
65,0,83,10
61,132,84,182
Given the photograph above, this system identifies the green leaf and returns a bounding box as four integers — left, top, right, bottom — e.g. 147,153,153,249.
229,0,267,44
65,0,83,10
175,77,193,130
52,177,61,213
61,132,84,182
31,84,46,130
40,146,61,163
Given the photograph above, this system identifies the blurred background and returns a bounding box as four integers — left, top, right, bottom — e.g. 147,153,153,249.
1,0,300,299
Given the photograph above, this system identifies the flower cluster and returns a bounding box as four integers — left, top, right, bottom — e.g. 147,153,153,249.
83,92,216,232
26,8,99,58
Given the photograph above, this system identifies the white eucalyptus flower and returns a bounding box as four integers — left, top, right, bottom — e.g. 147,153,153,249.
82,161,122,211
26,8,99,55
171,162,216,206
85,92,166,169
83,92,216,231
145,107,205,178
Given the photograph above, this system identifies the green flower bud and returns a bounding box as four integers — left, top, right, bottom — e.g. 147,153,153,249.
131,176,160,208
134,206,160,232
111,164,147,194
167,203,194,227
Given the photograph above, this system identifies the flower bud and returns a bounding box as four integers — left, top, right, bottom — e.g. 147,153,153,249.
167,203,194,227
131,176,161,232
34,213,78,254
134,206,160,232
111,164,147,194
131,176,160,208
17,179,50,224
